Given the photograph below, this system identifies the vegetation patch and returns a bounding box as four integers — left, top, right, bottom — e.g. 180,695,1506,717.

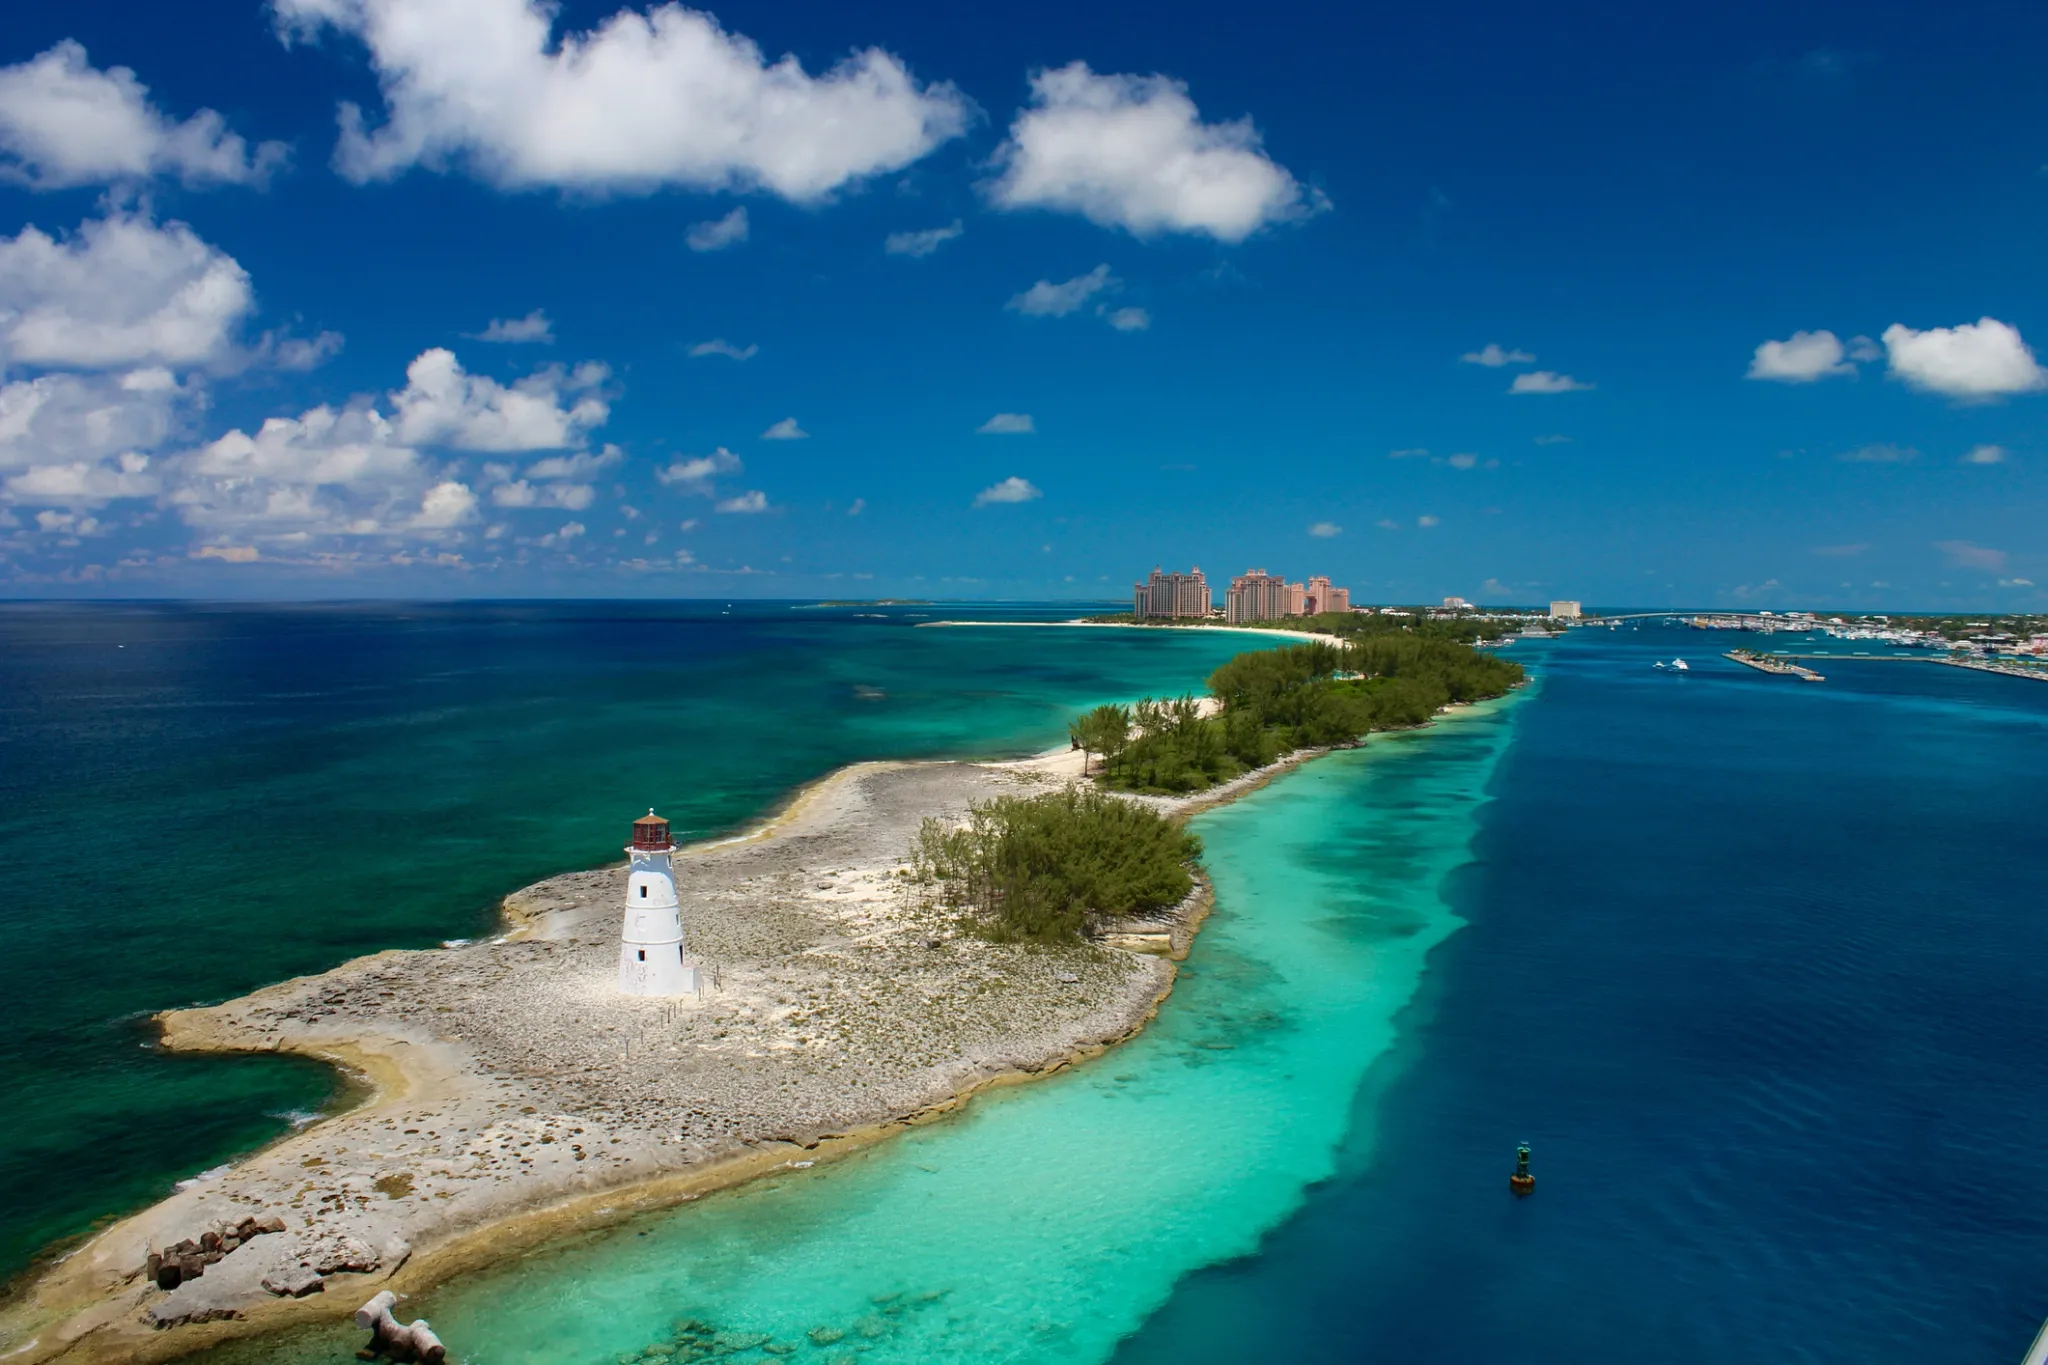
1071,639,1522,794
911,789,1202,944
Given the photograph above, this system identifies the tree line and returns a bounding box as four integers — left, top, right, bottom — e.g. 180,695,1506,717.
1068,638,1523,794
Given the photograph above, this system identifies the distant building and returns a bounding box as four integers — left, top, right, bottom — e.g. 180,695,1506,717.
1305,575,1350,615
1443,596,1471,610
1226,568,1292,623
1549,600,1582,619
1133,566,1212,619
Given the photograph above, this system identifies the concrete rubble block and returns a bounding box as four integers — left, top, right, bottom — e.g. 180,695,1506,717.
262,1266,326,1298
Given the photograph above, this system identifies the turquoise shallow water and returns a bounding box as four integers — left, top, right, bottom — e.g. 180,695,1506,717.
190,685,1520,1365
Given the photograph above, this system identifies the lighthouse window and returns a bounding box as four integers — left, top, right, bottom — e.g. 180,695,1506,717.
639,886,647,898
636,950,645,961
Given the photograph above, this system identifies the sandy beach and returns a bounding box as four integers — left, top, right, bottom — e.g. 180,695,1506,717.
0,743,1322,1365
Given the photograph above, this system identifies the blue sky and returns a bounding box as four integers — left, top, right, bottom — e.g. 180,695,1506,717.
1,0,2044,608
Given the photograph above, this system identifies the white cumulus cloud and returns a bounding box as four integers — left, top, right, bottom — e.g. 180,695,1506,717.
1103,306,1149,332
988,62,1313,241
715,488,769,513
973,475,1041,506
761,416,808,440
1007,264,1114,317
390,348,609,451
1509,371,1594,394
1747,329,1854,382
1883,317,2047,399
656,447,742,493
0,41,286,189
273,0,970,199
688,338,757,361
473,309,553,343
1962,444,2008,465
169,402,447,539
977,412,1034,434
885,220,963,257
1307,521,1340,537
1461,343,1533,367
0,213,254,370
686,207,748,252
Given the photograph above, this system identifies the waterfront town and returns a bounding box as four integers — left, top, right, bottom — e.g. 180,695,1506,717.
1128,568,2047,679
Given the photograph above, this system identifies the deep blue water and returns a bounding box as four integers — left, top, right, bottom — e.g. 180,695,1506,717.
1116,624,2048,1363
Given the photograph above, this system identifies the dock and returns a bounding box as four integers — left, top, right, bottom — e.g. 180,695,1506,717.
1724,650,1824,682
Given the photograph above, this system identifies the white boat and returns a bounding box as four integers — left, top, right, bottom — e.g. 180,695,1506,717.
1671,658,1689,671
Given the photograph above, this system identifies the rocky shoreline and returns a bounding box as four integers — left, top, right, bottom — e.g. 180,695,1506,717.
0,743,1292,1365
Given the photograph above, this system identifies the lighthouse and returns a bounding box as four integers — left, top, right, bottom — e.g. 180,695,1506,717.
619,810,701,997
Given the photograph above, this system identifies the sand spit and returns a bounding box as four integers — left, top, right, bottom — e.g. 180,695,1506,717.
1,755,1253,1365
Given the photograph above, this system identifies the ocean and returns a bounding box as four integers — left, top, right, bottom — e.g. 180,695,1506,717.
10,608,2048,1364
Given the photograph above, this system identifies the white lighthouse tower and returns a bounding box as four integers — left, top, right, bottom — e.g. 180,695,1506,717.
619,810,701,997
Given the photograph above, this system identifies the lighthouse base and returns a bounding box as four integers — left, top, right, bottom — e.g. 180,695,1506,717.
618,942,703,998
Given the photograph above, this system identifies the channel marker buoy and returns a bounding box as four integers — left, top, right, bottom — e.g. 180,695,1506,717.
1510,1143,1535,1196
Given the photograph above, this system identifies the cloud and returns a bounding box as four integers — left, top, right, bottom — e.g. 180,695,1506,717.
1446,452,1478,469
689,338,757,361
885,220,963,257
761,416,808,440
263,329,346,371
169,401,449,539
412,479,481,528
1417,514,1439,527
191,543,259,562
1388,447,1428,459
973,476,1041,506
686,207,749,252
1883,317,2047,398
1461,343,1534,367
1747,329,1854,382
538,520,585,545
1846,335,1881,362
1007,264,1115,317
1999,577,2035,588
1811,543,1869,557
655,447,740,493
521,444,621,480
490,478,593,509
987,61,1313,241
1962,443,2008,465
977,412,1035,434
846,497,865,515
391,348,609,451
1837,443,1916,463
0,369,186,484
273,0,969,199
1509,371,1593,394
1103,306,1150,331
1533,433,1573,445
1376,517,1400,530
1307,521,1340,537
1935,540,2007,572
473,309,553,344
0,41,286,189
715,489,769,513
0,212,254,370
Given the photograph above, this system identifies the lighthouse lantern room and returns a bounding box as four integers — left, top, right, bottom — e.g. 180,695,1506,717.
619,810,701,997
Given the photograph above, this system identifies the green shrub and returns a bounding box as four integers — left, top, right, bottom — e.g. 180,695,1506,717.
911,788,1202,943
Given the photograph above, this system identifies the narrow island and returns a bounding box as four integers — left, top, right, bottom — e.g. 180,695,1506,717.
1,639,1520,1365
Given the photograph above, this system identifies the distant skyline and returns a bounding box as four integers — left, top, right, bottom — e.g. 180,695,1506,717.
1,0,2044,607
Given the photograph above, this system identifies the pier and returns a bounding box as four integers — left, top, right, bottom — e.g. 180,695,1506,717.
1725,650,1824,682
